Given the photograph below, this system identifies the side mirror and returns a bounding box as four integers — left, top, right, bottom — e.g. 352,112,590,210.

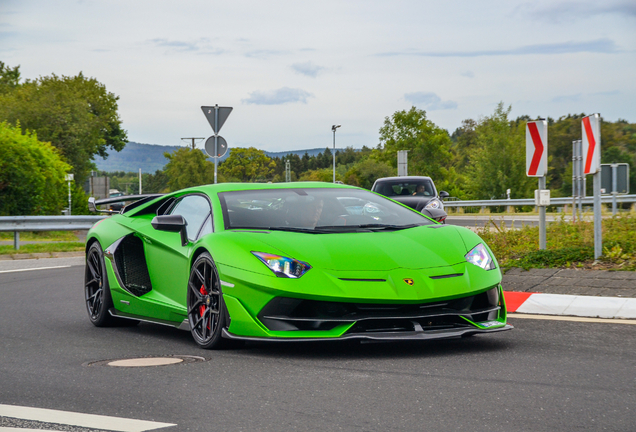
151,215,188,246
421,208,447,224
439,191,450,200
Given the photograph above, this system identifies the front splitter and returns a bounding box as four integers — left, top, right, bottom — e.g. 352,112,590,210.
222,323,513,342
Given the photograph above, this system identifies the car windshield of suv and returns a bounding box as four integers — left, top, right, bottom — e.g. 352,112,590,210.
219,188,435,232
375,180,436,197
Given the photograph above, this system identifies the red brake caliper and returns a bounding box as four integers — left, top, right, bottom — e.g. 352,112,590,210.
199,285,211,330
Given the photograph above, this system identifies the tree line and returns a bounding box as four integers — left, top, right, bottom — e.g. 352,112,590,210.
1,60,635,216
120,103,635,200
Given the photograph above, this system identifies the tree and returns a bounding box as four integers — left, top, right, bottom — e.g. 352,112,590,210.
343,159,393,189
465,103,535,200
144,170,170,194
376,107,453,181
0,67,127,185
164,147,215,191
0,61,20,94
219,147,276,182
0,122,71,215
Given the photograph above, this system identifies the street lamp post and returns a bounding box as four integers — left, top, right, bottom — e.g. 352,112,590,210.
332,124,341,183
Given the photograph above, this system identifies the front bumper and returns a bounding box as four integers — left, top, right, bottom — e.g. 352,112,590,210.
221,282,511,341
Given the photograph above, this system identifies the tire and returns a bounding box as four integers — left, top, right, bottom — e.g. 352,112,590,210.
85,241,139,327
187,252,240,349
85,241,118,327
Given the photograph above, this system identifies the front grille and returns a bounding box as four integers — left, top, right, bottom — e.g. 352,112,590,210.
258,286,501,333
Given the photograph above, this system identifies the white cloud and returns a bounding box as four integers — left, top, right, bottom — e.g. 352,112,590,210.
242,87,314,105
291,61,325,78
404,92,458,110
378,38,618,57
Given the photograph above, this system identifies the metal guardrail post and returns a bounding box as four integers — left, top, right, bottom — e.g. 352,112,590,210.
14,232,19,250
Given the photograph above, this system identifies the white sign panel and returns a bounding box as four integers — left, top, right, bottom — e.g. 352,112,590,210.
526,120,548,177
582,114,601,175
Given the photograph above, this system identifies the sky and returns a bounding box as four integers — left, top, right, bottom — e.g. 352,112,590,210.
1,0,635,153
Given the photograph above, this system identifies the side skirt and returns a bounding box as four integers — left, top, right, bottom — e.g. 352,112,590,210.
108,308,190,331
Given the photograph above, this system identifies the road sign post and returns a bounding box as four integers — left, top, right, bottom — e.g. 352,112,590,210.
526,120,548,250
582,114,602,259
201,105,232,184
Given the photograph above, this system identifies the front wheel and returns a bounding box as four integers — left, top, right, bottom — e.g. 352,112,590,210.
187,252,236,349
85,241,117,327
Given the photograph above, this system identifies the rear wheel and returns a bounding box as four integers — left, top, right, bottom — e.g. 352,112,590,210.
187,252,239,349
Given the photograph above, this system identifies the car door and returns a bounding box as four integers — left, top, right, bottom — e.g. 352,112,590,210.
135,194,212,322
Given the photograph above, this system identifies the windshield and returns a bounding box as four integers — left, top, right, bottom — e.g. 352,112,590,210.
374,179,436,198
219,187,435,232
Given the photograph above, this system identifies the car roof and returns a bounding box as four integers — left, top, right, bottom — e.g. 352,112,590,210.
184,181,357,194
373,176,433,182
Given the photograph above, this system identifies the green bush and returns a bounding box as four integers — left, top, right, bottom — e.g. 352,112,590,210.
0,122,71,215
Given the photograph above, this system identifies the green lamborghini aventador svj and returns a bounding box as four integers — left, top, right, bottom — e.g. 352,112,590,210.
85,182,511,349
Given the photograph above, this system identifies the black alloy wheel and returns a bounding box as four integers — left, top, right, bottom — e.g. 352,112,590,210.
187,252,234,349
85,241,138,327
85,242,116,326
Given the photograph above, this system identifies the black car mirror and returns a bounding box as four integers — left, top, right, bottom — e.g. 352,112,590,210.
439,191,450,200
151,215,188,246
421,208,447,224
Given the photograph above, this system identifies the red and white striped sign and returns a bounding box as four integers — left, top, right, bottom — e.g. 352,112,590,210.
582,114,601,175
526,120,548,177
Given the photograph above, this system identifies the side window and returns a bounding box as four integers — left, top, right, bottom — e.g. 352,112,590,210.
169,195,211,241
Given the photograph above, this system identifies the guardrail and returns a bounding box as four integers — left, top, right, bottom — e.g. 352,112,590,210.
1,194,635,250
0,215,107,250
443,194,636,208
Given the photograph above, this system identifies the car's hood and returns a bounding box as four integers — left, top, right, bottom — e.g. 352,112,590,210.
245,225,467,271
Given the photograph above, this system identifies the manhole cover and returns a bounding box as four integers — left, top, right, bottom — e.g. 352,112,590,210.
84,355,206,368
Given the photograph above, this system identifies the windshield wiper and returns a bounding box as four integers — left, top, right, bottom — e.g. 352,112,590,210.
354,223,425,231
265,226,328,234
314,225,373,233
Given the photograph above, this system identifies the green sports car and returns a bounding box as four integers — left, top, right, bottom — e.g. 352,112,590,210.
85,182,511,349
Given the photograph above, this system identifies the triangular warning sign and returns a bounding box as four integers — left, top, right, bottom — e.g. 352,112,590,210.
201,106,233,134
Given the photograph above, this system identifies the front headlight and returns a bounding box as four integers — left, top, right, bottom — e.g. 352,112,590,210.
425,199,442,209
252,252,312,278
465,244,496,270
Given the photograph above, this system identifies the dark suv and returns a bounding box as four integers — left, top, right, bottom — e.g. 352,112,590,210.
371,176,449,221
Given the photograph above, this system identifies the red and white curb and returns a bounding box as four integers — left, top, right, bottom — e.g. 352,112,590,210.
504,292,636,319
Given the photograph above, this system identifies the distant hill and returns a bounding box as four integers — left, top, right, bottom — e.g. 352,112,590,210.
93,142,345,174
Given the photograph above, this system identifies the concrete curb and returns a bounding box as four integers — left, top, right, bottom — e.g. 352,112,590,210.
504,291,636,319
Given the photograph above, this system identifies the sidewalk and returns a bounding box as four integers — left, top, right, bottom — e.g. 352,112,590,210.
503,267,636,319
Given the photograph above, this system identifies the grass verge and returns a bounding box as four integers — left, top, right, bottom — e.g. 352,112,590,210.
477,213,636,271
0,242,85,255
0,231,79,241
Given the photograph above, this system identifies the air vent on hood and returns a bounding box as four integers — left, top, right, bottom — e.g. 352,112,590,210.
429,273,463,280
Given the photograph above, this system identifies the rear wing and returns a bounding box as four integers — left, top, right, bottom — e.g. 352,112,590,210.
88,194,164,215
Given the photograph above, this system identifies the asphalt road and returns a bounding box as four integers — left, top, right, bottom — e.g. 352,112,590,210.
1,262,635,432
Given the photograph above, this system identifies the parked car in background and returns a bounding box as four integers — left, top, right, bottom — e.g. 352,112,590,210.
371,176,449,221
108,190,125,212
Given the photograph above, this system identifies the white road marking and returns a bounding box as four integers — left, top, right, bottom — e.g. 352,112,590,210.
0,404,175,432
0,428,52,432
0,428,52,431
508,313,636,325
0,265,71,274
